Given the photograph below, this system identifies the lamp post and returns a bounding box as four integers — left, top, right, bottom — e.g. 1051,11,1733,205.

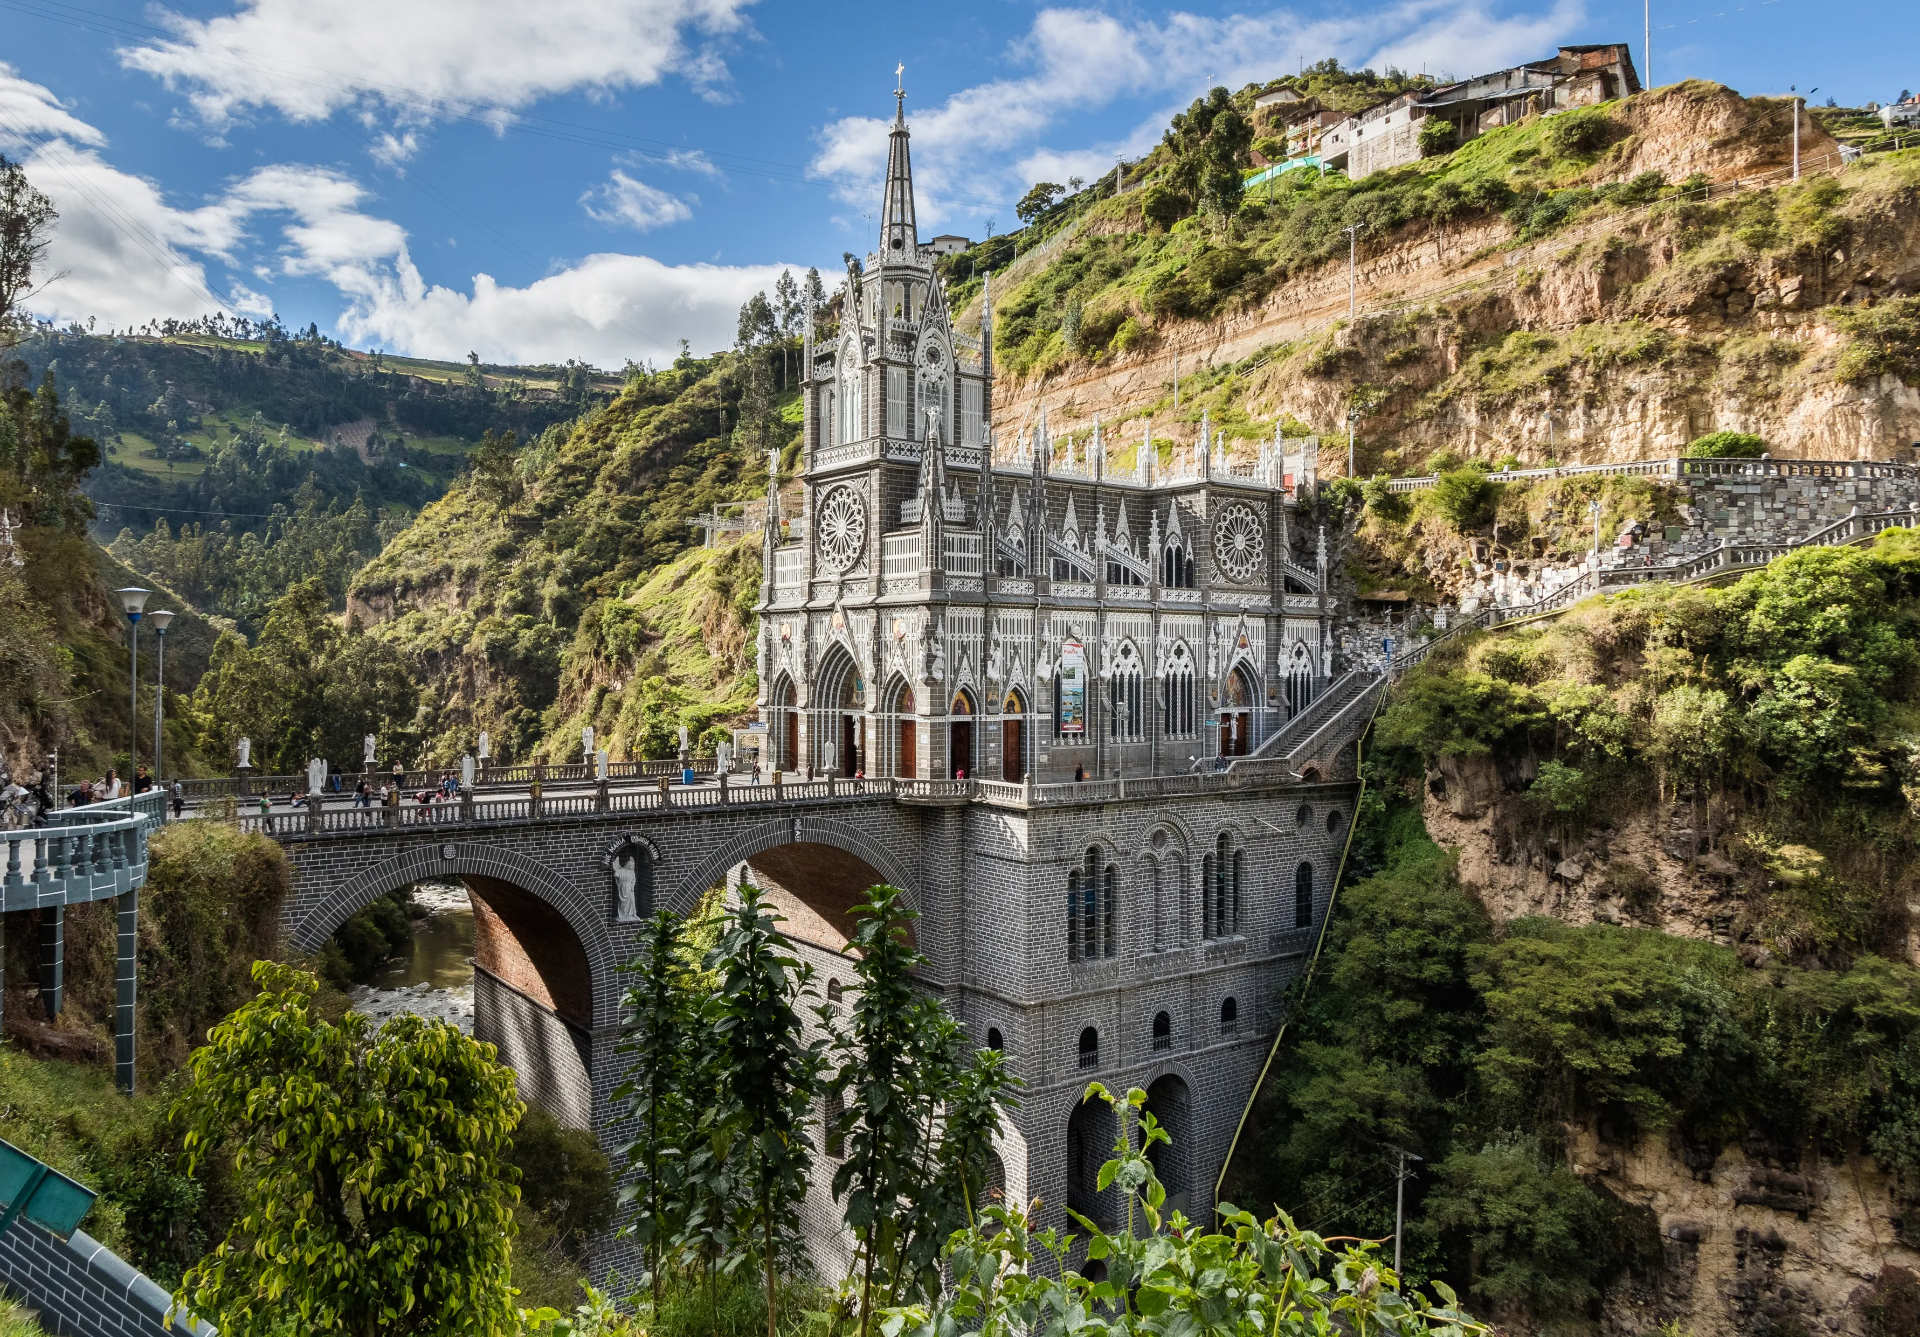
114,588,150,779
148,610,174,786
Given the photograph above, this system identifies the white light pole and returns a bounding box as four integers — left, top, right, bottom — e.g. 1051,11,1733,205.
1791,87,1816,179
114,587,150,780
1644,0,1651,91
149,609,174,786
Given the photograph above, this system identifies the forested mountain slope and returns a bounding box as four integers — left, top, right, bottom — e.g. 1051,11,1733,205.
1229,531,1920,1337
341,347,792,767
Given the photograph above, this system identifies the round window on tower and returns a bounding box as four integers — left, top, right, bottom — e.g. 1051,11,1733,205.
892,237,904,249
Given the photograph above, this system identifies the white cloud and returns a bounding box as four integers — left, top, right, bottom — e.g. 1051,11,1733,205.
582,169,695,232
812,0,1585,225
334,251,794,368
119,0,759,131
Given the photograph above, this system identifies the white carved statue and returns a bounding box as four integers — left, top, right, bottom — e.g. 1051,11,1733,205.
613,849,641,921
236,736,251,768
307,757,326,796
478,731,490,761
363,733,377,765
582,726,595,761
461,754,476,788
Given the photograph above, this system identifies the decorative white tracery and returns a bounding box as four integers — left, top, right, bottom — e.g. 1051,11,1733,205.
817,485,867,572
1212,502,1265,583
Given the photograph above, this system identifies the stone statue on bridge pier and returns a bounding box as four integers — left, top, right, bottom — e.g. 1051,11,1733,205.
363,734,377,769
235,736,251,771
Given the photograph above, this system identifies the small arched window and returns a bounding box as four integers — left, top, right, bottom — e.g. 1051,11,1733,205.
1078,1026,1100,1070
1295,861,1314,929
1295,803,1311,828
826,978,843,1004
1152,1010,1172,1051
1220,997,1239,1035
1326,809,1346,835
987,1027,1004,1052
1066,868,1081,962
1163,643,1196,738
824,1086,846,1157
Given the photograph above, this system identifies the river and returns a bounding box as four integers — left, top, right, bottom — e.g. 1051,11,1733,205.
346,881,477,1033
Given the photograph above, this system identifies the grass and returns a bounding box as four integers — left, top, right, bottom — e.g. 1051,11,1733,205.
0,1049,152,1255
0,1301,49,1337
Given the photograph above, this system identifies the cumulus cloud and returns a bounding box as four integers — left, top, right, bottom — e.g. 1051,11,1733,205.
0,63,795,365
333,252,795,368
119,0,759,131
582,169,695,232
812,0,1584,225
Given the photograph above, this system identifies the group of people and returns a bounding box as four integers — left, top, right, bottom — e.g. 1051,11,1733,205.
0,764,188,825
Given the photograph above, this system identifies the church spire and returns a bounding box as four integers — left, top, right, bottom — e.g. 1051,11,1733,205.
879,81,919,257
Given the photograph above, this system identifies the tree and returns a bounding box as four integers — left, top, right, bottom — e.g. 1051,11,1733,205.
467,427,522,506
803,267,826,312
827,886,1018,1335
0,156,57,344
616,909,704,1305
173,962,522,1337
736,292,778,351
1015,182,1064,225
706,884,822,1337
773,269,802,337
1164,88,1254,219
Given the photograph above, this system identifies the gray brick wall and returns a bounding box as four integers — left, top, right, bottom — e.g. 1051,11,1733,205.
0,1223,213,1336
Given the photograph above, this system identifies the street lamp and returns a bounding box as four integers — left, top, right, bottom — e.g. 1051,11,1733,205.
114,587,150,782
148,609,174,788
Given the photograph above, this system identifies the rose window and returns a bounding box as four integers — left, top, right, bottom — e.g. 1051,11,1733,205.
1211,503,1265,583
816,485,867,572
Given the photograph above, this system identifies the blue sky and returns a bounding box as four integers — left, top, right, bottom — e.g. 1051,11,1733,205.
1,0,1910,369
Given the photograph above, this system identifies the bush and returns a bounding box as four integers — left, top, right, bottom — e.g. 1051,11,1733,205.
1140,183,1188,230
1542,107,1617,159
1419,117,1458,157
509,1105,615,1258
1684,431,1767,458
1431,468,1501,532
318,887,418,988
1834,297,1920,386
1430,1135,1619,1313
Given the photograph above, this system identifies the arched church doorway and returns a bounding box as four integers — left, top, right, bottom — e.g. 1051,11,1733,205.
949,691,975,779
886,679,917,778
771,676,798,772
1001,690,1026,782
1220,665,1255,757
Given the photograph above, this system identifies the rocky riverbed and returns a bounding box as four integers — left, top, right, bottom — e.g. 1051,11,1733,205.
347,880,476,1034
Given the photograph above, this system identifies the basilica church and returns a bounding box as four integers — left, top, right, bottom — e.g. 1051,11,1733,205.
748,93,1356,1261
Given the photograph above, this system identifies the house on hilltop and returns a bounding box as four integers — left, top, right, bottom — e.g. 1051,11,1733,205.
1882,94,1920,128
1318,44,1641,180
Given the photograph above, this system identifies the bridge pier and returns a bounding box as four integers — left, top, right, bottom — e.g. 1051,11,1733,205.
39,906,61,1020
116,889,138,1095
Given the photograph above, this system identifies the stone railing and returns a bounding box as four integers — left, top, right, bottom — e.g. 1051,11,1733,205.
1385,506,1920,676
1385,455,1916,494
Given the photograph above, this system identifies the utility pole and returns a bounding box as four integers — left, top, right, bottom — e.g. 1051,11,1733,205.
1644,0,1651,91
1343,225,1361,317
1389,1146,1423,1275
1792,87,1800,179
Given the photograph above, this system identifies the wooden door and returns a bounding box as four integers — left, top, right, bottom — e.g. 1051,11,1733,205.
897,718,916,777
783,712,798,772
949,720,973,779
1002,716,1024,782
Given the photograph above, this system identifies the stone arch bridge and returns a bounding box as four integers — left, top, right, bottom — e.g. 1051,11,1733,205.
244,697,1371,1274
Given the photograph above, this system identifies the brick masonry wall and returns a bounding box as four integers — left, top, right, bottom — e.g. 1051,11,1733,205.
0,1223,213,1336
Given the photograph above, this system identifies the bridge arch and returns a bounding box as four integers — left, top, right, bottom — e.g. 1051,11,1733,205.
678,813,921,954
290,842,623,1130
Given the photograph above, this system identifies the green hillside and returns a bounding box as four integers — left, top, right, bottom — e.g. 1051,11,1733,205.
343,346,792,767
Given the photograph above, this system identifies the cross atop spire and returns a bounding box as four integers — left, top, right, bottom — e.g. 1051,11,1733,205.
879,87,918,257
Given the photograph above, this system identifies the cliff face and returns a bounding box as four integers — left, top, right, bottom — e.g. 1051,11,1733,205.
984,87,1918,470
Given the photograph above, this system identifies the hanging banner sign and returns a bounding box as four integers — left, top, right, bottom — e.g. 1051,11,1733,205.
1058,637,1088,735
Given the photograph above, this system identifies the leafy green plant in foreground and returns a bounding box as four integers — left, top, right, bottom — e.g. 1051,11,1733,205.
173,961,524,1337
887,1083,1485,1337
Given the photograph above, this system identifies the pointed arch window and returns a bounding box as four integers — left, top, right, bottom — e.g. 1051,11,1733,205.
1067,846,1118,962
1162,643,1196,738
1203,833,1245,939
1109,643,1144,742
1287,641,1315,717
